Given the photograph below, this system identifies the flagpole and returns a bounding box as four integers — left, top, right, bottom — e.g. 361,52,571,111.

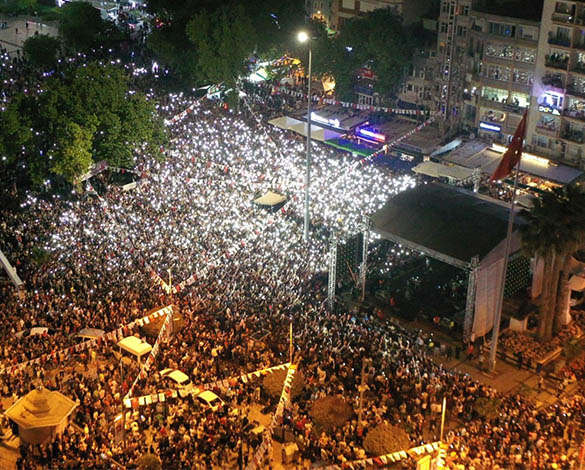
487,157,521,372
289,321,293,364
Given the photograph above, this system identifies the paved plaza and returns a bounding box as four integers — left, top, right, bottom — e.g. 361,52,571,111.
0,16,58,56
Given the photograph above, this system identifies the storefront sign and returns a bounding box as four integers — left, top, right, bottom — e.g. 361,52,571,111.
538,105,561,116
358,128,386,142
479,121,502,132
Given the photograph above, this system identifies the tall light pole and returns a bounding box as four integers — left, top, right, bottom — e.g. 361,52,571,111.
298,31,312,242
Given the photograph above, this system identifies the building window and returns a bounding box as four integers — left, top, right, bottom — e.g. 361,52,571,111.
513,69,534,86
440,22,448,33
489,22,515,38
482,86,508,102
441,1,449,14
483,64,511,82
457,26,467,37
531,135,549,148
517,25,537,40
515,47,536,64
341,0,355,9
462,5,470,16
485,43,514,60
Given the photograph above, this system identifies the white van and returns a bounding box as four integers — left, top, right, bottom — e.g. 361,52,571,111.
160,369,191,389
116,336,152,364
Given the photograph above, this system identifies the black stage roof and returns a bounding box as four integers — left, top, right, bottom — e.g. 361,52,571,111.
371,183,525,269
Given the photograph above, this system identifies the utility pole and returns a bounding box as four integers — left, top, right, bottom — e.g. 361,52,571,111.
358,361,367,424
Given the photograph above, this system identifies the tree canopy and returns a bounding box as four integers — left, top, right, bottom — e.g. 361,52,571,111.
59,2,107,51
23,34,61,69
147,0,305,87
0,63,166,187
521,186,585,340
311,8,415,100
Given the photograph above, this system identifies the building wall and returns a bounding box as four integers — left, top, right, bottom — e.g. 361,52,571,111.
306,0,334,28
464,12,539,141
527,0,585,167
331,0,428,30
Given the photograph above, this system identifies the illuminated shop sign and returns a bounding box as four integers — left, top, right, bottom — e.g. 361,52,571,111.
538,105,561,116
310,112,341,129
479,121,502,132
358,128,386,142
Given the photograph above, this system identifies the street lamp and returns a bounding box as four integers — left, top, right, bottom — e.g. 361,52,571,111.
298,30,312,242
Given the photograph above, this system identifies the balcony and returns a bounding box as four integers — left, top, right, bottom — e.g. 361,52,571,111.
545,54,569,70
561,128,585,143
574,40,585,50
563,109,585,122
548,33,572,47
572,62,585,75
567,85,585,98
542,74,566,90
536,123,559,136
552,12,574,25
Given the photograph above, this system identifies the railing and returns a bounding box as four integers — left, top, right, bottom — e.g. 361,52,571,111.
542,75,565,89
552,12,574,24
572,62,585,75
536,123,559,135
574,41,585,50
566,85,585,98
561,128,585,143
545,54,569,69
563,109,585,121
548,33,571,47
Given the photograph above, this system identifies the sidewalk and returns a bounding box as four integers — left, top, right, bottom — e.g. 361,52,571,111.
0,16,58,56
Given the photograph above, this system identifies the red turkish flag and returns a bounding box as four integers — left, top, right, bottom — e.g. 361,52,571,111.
490,110,528,182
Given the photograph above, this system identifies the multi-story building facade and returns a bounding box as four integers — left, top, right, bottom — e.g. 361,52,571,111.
464,7,540,142
305,0,334,28
331,0,429,30
435,0,473,131
527,0,585,167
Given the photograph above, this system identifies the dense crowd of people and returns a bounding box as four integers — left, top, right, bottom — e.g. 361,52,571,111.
0,46,584,470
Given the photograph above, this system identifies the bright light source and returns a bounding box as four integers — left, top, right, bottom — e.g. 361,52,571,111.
298,31,309,43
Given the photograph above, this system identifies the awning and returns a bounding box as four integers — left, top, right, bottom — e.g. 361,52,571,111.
569,275,585,292
429,138,462,158
254,191,286,206
412,161,475,181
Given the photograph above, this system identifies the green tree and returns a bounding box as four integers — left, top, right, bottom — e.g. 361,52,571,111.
59,2,106,51
23,34,61,69
186,4,256,86
0,62,167,188
49,121,95,184
136,454,161,470
521,186,585,341
312,7,414,100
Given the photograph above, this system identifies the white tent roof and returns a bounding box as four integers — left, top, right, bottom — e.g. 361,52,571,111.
254,191,286,206
569,275,585,292
117,336,152,357
268,116,342,142
412,161,475,181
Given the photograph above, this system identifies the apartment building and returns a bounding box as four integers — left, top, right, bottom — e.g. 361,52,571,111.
527,0,585,167
305,0,334,28
464,6,540,142
436,0,473,127
331,0,428,30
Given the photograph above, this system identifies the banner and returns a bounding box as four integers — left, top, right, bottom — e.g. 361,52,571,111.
0,305,173,377
247,363,297,470
125,306,174,400
123,362,290,408
252,82,429,116
308,442,441,470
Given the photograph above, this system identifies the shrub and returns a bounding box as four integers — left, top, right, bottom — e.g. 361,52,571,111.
262,368,304,399
310,395,353,432
363,422,411,456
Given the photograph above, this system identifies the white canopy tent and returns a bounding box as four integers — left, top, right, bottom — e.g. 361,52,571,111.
413,161,475,182
254,191,287,207
268,116,342,142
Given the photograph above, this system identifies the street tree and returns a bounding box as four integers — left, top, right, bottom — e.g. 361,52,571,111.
23,34,61,69
521,186,585,340
0,63,167,187
59,1,107,51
